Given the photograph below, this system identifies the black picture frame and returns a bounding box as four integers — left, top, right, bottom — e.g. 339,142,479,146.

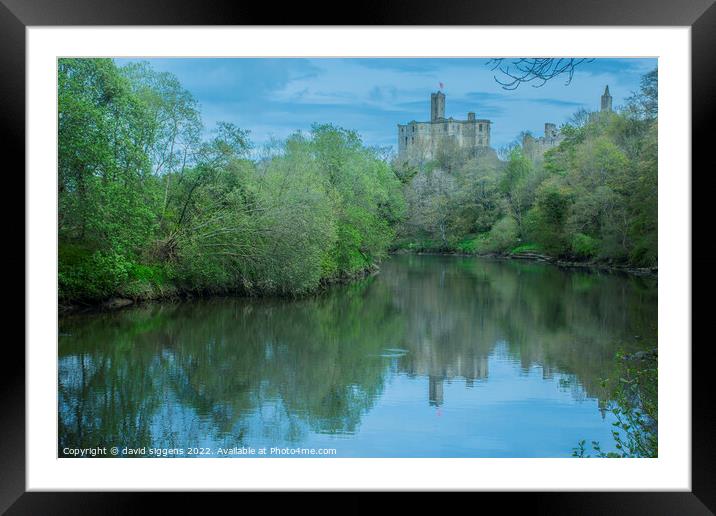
4,0,714,512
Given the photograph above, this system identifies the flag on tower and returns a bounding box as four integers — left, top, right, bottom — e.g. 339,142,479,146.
439,82,444,90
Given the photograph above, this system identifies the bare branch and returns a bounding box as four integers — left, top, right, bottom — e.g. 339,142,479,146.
487,58,594,90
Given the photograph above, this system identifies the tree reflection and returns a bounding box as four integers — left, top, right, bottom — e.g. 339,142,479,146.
59,255,656,453
383,255,656,405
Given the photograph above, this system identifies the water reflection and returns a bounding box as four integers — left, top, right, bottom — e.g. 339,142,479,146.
59,255,657,457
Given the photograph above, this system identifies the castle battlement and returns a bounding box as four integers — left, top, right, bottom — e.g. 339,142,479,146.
398,91,492,162
523,85,614,158
522,122,565,157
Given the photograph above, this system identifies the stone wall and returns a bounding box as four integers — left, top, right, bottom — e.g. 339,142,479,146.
398,92,492,163
398,118,491,161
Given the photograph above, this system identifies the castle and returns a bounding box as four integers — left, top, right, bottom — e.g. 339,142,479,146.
397,91,492,162
522,85,613,156
400,86,614,163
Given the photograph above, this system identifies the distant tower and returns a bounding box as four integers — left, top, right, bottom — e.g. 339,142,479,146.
601,85,613,112
430,91,445,122
544,123,557,139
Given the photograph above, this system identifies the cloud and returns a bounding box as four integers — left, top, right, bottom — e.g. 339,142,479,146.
116,57,657,152
368,85,399,103
116,57,321,104
525,97,586,108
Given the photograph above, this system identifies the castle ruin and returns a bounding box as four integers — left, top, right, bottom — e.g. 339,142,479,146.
600,85,613,112
522,122,564,158
523,85,614,157
400,86,615,164
397,91,492,162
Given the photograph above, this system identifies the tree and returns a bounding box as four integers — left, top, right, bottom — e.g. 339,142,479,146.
58,58,162,300
500,147,538,238
625,69,658,121
527,179,573,255
405,169,458,246
452,157,503,234
59,59,406,302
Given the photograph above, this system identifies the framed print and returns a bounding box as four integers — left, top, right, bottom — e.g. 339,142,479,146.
5,0,715,512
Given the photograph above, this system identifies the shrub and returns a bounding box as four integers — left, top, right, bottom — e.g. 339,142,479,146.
571,233,600,260
59,247,133,301
484,217,519,253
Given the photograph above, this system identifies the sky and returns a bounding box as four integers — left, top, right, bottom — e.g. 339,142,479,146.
116,58,657,152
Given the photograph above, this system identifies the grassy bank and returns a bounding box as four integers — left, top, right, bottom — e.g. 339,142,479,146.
59,243,382,312
390,236,658,276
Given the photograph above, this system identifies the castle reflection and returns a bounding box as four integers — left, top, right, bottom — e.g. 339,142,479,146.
59,255,656,455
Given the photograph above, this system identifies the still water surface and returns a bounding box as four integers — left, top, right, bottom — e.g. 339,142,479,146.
59,255,657,457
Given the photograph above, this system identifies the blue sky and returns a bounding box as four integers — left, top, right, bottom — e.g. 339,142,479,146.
116,58,656,152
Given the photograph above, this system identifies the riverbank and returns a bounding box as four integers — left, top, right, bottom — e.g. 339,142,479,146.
59,263,381,315
390,248,658,277
60,247,657,315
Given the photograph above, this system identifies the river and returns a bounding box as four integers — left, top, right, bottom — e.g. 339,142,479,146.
58,254,657,457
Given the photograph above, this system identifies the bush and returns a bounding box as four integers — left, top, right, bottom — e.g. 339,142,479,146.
456,234,488,254
59,246,133,301
128,263,167,285
629,234,658,267
571,233,600,260
483,217,519,253
573,349,657,458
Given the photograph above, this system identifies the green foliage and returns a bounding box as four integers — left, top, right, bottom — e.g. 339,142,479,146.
162,123,402,297
59,245,132,301
499,147,532,194
524,179,573,256
59,60,404,302
399,67,657,267
59,59,657,303
483,216,520,253
573,350,657,458
608,352,658,457
128,263,167,286
455,234,489,254
400,151,503,245
58,58,160,255
571,233,600,259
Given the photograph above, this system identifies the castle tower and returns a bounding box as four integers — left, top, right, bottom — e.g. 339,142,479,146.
545,123,557,139
398,91,493,163
601,85,613,112
430,91,445,122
